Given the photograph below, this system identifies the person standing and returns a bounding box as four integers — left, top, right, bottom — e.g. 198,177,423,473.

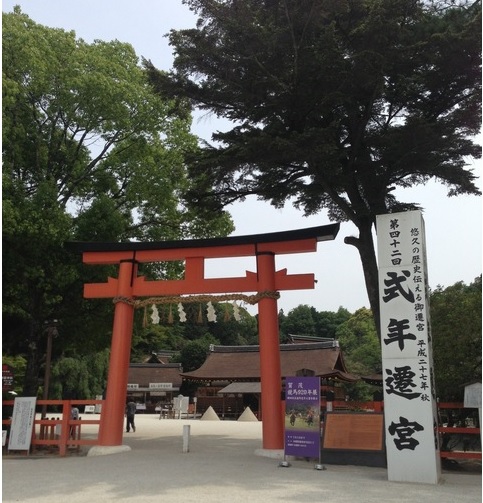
125,399,137,433
70,405,80,439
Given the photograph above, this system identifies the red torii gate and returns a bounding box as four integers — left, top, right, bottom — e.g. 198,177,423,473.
69,224,339,450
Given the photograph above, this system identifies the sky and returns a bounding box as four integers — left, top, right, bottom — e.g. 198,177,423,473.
3,0,482,315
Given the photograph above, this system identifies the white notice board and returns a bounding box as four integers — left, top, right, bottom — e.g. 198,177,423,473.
8,397,36,451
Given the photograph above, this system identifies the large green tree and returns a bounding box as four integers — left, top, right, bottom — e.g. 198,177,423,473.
131,301,258,359
430,276,482,401
279,305,351,341
280,305,317,340
2,8,233,396
334,307,381,400
336,307,381,372
146,0,481,336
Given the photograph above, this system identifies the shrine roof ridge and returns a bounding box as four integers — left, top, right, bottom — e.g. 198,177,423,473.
65,223,340,253
129,363,182,368
210,341,338,353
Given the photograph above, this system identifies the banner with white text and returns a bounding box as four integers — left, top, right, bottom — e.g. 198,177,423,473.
284,376,321,458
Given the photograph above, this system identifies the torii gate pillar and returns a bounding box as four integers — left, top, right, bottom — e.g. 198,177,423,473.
98,259,137,446
257,251,283,449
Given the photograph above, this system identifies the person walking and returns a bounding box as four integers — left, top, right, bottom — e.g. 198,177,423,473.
125,399,137,433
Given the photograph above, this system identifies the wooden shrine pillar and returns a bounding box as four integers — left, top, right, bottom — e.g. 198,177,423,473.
256,251,283,450
98,259,137,446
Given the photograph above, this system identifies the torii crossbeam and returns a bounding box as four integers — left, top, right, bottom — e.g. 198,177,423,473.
67,223,339,450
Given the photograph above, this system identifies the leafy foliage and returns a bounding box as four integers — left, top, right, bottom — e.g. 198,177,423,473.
430,276,482,401
2,354,27,397
132,301,258,361
335,308,381,399
50,349,110,400
280,305,317,340
314,307,352,339
148,0,481,336
279,305,351,341
2,8,233,396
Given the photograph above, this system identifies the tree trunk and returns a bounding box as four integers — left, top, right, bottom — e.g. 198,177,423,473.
344,219,381,340
22,320,41,397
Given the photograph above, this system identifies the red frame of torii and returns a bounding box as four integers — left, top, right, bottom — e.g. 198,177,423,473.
69,223,339,450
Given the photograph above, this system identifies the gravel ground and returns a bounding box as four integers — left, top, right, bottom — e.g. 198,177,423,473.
2,415,481,503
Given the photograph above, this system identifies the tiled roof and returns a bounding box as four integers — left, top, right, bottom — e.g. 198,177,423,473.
181,343,359,383
128,363,183,388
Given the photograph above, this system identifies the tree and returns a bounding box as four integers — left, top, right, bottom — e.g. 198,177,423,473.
131,301,258,361
279,305,351,341
314,307,351,339
50,350,110,400
175,338,215,373
280,305,317,340
335,307,381,400
2,8,234,396
430,276,482,401
2,355,27,397
205,302,259,345
146,0,481,337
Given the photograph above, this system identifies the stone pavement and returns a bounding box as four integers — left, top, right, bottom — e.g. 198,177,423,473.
2,415,481,503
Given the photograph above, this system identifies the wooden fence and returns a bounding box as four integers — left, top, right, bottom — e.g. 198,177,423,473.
437,402,481,460
2,399,480,461
2,399,103,457
327,400,481,461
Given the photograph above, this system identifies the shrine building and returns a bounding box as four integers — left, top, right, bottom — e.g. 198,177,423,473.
123,338,359,418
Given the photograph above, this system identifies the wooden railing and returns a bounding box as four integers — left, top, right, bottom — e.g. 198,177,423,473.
323,399,481,461
3,399,480,461
437,402,481,460
2,399,103,457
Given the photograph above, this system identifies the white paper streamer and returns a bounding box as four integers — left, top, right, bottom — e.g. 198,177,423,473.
178,302,187,322
206,301,217,322
150,304,160,324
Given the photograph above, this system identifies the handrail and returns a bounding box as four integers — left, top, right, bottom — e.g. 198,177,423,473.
2,399,103,456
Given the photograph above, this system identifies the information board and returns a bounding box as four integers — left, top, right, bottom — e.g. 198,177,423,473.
2,364,14,391
323,413,384,451
284,376,321,458
8,397,36,451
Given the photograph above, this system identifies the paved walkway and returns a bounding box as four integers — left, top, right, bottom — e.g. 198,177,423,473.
2,415,481,503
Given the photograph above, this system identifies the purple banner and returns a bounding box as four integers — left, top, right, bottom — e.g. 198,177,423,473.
284,376,321,458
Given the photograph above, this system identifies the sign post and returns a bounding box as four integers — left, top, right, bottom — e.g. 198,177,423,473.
2,364,14,392
8,397,37,453
377,210,441,484
284,376,321,466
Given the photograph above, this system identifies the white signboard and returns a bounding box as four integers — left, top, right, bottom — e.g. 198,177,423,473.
8,397,37,451
173,395,189,417
149,382,173,390
127,383,139,390
95,395,103,413
377,211,441,484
